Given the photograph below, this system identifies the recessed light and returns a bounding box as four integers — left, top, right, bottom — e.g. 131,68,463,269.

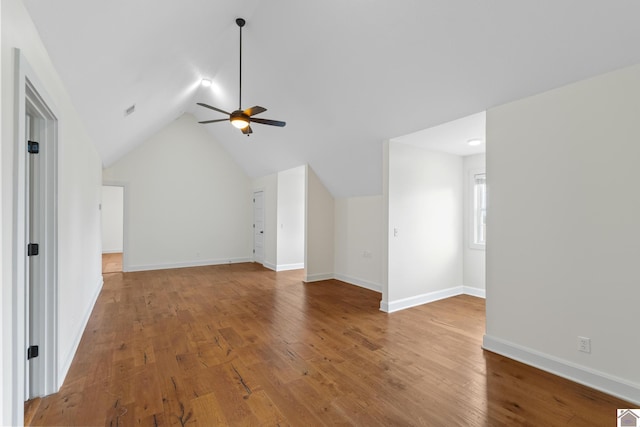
201,79,212,87
467,138,483,146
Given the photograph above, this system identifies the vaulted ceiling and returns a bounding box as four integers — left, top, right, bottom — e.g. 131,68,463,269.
23,0,640,197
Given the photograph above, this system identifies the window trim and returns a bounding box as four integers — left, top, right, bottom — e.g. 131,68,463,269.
469,168,486,250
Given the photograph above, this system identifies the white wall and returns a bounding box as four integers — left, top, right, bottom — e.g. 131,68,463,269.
484,64,640,404
334,195,383,292
252,173,277,270
101,185,123,253
276,165,305,270
304,165,334,282
2,0,103,424
103,114,252,271
384,143,463,312
463,153,486,295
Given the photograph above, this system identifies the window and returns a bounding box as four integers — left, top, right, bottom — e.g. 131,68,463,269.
472,172,486,248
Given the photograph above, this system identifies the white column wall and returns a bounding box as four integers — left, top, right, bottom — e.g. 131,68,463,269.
304,165,334,282
276,165,305,270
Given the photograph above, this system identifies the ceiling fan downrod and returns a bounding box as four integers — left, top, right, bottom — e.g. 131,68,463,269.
236,18,245,111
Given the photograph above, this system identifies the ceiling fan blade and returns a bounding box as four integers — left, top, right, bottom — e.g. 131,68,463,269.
249,117,286,127
198,119,228,124
197,102,231,116
241,125,253,135
244,106,267,117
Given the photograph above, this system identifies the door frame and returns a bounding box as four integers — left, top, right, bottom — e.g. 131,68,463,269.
253,190,265,264
101,182,128,272
10,49,59,424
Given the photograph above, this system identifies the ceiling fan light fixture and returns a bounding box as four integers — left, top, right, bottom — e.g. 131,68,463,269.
231,117,250,129
230,110,250,129
467,138,483,146
201,78,212,87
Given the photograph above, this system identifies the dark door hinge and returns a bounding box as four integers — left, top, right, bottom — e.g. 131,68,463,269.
27,345,39,360
28,243,39,256
28,140,40,154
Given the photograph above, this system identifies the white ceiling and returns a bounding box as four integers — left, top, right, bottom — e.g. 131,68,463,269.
393,111,486,157
23,0,640,197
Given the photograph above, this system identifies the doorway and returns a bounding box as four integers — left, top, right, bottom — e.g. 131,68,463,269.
101,185,124,273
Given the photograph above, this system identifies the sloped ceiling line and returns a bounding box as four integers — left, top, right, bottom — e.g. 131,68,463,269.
23,0,640,197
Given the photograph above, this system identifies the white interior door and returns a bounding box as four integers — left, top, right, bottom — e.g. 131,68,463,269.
253,191,265,263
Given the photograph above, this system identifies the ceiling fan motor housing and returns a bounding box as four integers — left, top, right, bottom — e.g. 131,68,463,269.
230,110,250,128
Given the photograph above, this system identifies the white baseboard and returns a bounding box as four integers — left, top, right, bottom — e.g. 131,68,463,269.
463,286,486,298
304,272,334,282
380,286,464,313
334,273,382,293
276,263,304,272
379,285,486,312
101,249,123,254
483,334,640,406
58,275,103,388
263,261,277,271
126,257,253,272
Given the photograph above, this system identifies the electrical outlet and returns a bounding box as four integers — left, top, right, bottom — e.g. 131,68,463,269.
578,336,591,353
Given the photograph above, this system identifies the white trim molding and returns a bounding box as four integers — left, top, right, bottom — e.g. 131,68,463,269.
303,272,333,283
483,334,640,406
276,263,304,272
334,274,382,293
380,286,464,313
262,261,277,271
126,257,253,273
7,48,61,426
379,286,486,312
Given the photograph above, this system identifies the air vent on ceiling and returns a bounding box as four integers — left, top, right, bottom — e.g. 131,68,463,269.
124,104,136,117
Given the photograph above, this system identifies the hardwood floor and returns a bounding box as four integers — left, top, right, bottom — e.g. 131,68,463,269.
28,263,630,426
102,252,123,274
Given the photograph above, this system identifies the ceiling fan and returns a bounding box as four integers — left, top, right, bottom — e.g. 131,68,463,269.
197,18,286,135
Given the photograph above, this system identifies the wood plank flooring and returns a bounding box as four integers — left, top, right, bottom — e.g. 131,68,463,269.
102,252,123,274
28,263,631,426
